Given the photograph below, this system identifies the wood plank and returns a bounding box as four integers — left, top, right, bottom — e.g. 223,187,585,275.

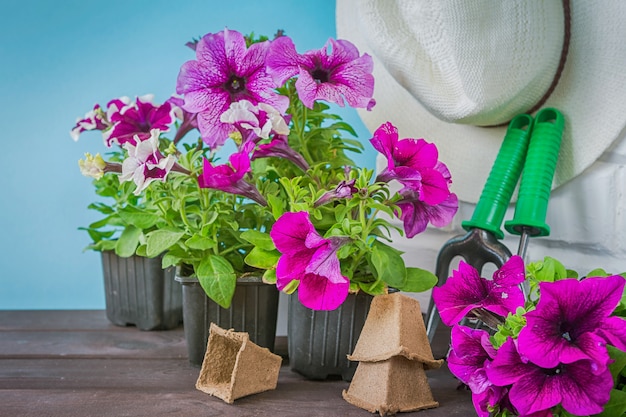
0,310,120,331
0,330,187,358
0,310,472,416
0,310,187,359
0,359,470,417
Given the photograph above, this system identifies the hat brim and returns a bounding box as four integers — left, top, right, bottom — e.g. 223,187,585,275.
337,0,626,203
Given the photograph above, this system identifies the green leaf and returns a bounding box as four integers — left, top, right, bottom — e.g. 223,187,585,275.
196,255,237,309
114,225,142,257
93,239,117,251
240,230,276,251
594,389,626,417
608,345,626,383
87,203,115,215
79,227,116,243
587,268,610,277
262,269,277,285
267,194,285,219
146,229,185,258
327,121,358,136
118,207,160,229
528,256,568,283
244,247,281,269
135,244,148,257
202,211,219,228
399,267,439,293
88,215,117,229
184,234,215,250
282,279,299,294
370,243,407,288
162,253,182,269
358,279,386,295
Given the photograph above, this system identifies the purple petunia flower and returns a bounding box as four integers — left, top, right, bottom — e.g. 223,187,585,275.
471,385,512,417
218,100,309,170
220,99,289,142
432,255,525,327
197,141,267,206
119,129,178,195
448,326,497,394
517,275,626,372
486,338,613,416
448,325,514,417
70,104,111,141
270,211,349,311
167,96,198,144
266,36,375,110
396,189,458,238
176,28,288,148
104,95,176,147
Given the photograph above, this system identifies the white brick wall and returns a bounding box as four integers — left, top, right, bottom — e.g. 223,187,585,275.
275,134,626,334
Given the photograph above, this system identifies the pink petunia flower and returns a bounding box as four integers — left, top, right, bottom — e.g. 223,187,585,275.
369,122,458,236
251,136,309,172
517,275,626,372
432,255,526,327
119,129,178,195
371,122,452,205
105,95,177,147
486,338,613,416
197,141,267,206
176,28,288,148
270,211,350,310
266,36,375,109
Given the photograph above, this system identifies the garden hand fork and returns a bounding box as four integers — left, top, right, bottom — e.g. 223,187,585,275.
425,108,564,343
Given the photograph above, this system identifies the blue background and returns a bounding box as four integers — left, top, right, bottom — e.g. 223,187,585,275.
0,0,374,309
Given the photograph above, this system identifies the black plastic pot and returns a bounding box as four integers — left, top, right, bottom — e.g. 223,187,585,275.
101,251,183,331
176,274,280,367
287,291,373,381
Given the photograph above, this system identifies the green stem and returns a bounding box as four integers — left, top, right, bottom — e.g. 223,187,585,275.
221,243,248,256
290,92,314,164
177,197,195,232
346,200,372,277
156,201,168,218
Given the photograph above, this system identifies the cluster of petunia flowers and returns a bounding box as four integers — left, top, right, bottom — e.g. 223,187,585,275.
432,256,626,417
73,28,458,311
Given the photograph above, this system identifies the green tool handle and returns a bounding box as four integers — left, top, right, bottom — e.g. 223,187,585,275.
505,108,564,237
462,114,533,239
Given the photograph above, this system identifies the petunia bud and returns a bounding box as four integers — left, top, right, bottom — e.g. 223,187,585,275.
314,179,358,207
78,153,106,179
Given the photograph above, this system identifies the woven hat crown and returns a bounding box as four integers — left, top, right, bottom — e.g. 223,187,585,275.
337,0,626,203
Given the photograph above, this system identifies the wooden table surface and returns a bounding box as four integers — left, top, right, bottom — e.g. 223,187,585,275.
0,310,472,417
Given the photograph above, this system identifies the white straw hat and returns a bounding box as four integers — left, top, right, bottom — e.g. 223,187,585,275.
337,0,626,203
